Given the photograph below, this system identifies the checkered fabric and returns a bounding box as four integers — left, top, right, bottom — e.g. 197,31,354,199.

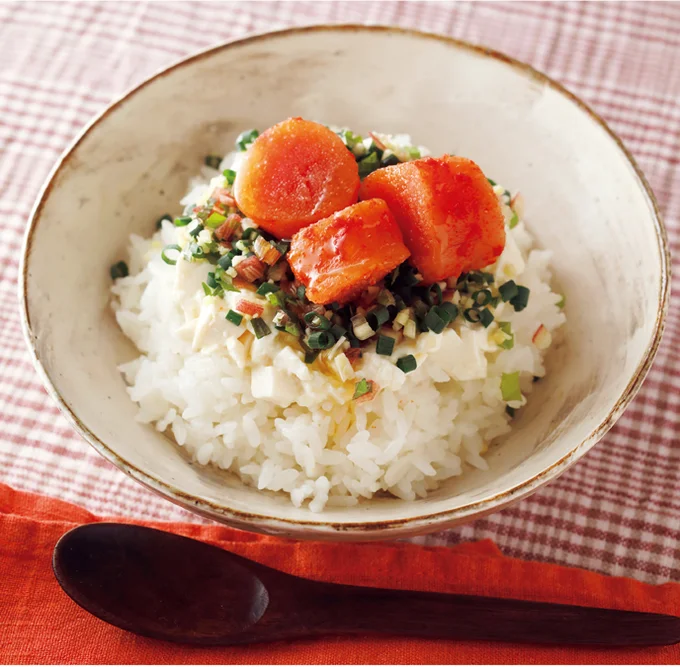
1,1,678,584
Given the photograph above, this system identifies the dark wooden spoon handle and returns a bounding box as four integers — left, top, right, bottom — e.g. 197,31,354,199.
305,583,680,646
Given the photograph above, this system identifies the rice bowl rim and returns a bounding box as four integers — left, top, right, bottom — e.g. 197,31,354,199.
19,24,670,537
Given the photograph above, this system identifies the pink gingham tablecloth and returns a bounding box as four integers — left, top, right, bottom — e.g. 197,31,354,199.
1,1,678,584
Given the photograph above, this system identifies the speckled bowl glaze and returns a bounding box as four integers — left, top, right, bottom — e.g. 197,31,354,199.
20,26,669,539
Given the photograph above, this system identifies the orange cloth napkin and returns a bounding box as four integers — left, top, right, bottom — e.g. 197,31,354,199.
1,483,678,665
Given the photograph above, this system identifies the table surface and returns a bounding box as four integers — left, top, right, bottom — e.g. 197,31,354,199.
1,0,679,584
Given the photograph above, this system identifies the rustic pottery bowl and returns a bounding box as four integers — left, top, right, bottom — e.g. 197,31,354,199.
20,26,669,539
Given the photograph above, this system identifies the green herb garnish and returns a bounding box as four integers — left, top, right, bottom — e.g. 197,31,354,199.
478,308,494,328
251,317,271,339
226,310,243,326
498,321,514,349
235,129,259,151
223,168,236,184
501,371,522,402
396,355,417,374
109,261,128,280
204,155,222,169
366,305,389,330
510,286,530,312
358,152,380,178
306,331,335,349
353,378,372,399
498,280,519,302
376,335,395,356
161,244,182,265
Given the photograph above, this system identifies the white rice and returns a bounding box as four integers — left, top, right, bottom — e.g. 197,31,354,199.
111,148,565,511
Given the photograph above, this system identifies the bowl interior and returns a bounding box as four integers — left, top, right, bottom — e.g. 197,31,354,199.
22,27,667,537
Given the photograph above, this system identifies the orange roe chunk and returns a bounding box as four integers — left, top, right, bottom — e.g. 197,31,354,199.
359,156,505,283
288,199,411,305
233,118,360,239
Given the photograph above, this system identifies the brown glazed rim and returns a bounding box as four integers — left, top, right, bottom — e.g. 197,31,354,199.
20,24,671,538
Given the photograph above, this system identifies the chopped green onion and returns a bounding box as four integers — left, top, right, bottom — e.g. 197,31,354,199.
266,291,286,308
556,294,566,309
408,146,421,160
478,307,494,328
509,212,519,229
330,324,347,340
204,155,222,169
438,302,459,321
358,152,380,178
472,289,492,306
205,212,226,229
424,308,446,334
463,308,481,323
218,252,235,270
510,285,530,312
304,349,319,364
241,227,260,240
396,355,417,374
219,275,239,293
466,271,485,284
499,280,519,302
353,378,372,400
234,239,251,253
189,224,204,238
380,150,400,167
413,299,428,319
161,244,182,265
251,317,271,339
296,285,306,300
506,405,516,418
337,129,363,151
328,301,341,311
236,129,259,151
487,178,497,187
226,310,243,326
306,330,335,350
347,334,361,348
481,272,495,284
156,213,172,230
284,321,301,337
256,282,278,296
401,269,420,287
366,305,389,330
206,272,218,289
304,311,331,330
174,216,192,227
223,168,236,184
498,321,515,349
426,283,443,306
501,371,522,402
376,334,395,356
185,243,205,260
274,241,289,255
201,282,212,296
109,261,128,280
377,290,396,307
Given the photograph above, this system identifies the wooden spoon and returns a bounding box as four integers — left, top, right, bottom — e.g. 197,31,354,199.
53,523,680,646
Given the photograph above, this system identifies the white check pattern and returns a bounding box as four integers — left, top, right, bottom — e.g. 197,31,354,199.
1,1,679,584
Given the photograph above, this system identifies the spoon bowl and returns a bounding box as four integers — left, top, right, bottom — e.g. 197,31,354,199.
53,524,680,646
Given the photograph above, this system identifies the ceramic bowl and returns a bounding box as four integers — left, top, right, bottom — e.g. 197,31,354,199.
21,26,669,539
